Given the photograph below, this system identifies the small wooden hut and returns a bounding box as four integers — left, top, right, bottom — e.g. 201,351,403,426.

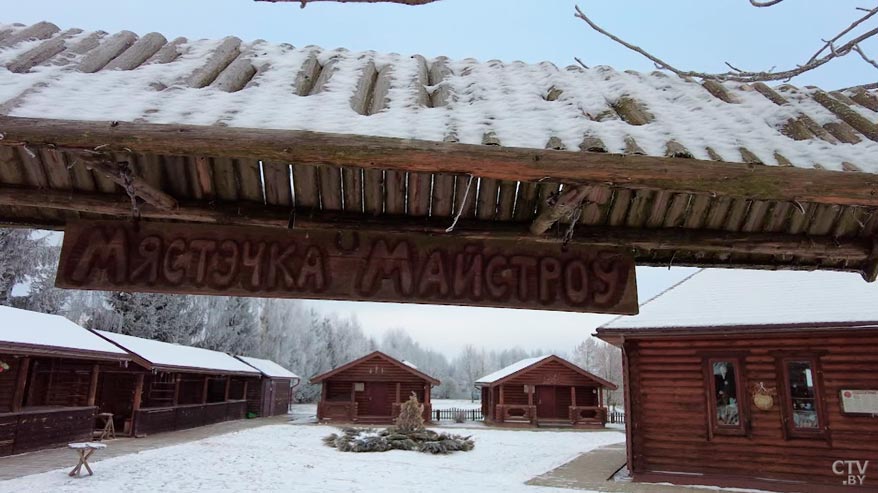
597,269,878,493
94,331,261,436
236,356,300,417
311,351,439,424
0,306,130,456
476,355,617,427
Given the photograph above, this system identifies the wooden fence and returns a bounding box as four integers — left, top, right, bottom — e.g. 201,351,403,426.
608,410,626,424
433,408,483,422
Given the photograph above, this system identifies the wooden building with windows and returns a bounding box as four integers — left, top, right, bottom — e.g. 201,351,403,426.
94,330,261,436
476,354,616,428
0,306,131,456
311,351,439,424
597,269,878,493
236,355,300,417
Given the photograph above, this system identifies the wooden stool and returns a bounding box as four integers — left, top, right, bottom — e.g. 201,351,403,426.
95,413,116,441
68,442,107,477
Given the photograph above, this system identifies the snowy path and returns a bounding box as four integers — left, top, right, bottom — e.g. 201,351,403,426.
0,424,624,493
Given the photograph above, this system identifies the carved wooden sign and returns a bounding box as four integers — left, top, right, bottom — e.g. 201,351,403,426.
57,220,638,314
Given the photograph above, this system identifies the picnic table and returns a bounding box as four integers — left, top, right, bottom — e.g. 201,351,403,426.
68,442,107,477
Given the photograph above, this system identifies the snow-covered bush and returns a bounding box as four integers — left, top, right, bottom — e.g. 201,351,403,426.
453,410,466,423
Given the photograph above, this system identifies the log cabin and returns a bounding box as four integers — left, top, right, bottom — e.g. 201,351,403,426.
476,355,617,428
596,269,878,493
93,330,261,436
0,21,877,307
311,351,439,424
235,355,300,417
0,305,130,456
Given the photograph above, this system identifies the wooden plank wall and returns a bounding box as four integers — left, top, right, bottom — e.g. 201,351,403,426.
270,380,291,416
504,360,607,388
625,330,878,489
26,358,92,407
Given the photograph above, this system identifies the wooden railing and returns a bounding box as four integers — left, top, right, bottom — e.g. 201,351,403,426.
0,406,96,457
318,401,357,421
133,400,247,436
608,409,626,424
496,404,536,424
569,406,608,426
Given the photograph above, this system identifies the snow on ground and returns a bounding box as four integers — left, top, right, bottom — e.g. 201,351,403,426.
0,424,624,493
432,399,482,410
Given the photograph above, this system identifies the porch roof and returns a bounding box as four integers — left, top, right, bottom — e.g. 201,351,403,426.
0,21,877,278
0,305,129,360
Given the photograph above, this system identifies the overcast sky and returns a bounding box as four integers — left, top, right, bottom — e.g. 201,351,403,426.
8,0,873,356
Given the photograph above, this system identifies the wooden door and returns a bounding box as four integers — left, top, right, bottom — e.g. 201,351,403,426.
363,382,392,416
536,386,556,419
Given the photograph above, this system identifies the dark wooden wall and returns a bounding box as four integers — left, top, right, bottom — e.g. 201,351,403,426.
625,330,878,491
0,407,95,457
270,380,291,416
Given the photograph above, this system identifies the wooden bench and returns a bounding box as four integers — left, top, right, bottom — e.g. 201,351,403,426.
68,442,107,477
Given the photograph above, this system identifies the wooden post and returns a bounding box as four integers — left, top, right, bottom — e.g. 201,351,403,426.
224,377,231,402
243,380,250,403
424,384,430,404
527,385,533,406
11,357,30,412
571,386,577,424
395,382,401,403
87,364,100,407
132,374,144,410
499,385,505,405
173,374,181,406
350,382,357,421
201,376,209,404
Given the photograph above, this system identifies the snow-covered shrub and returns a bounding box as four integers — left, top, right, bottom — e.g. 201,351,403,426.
323,427,474,455
453,410,466,423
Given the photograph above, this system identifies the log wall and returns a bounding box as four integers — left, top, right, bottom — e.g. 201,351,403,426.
0,355,20,412
625,330,878,492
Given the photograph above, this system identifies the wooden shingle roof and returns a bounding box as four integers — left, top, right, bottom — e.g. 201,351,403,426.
1,21,877,278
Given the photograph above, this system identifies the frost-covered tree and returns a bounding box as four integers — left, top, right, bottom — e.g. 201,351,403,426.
101,291,202,344
199,296,259,353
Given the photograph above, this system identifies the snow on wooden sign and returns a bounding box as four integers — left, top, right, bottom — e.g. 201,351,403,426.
56,220,638,314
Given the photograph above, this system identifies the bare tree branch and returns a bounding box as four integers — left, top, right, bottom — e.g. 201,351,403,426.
256,0,440,5
854,44,878,69
807,6,878,64
574,4,878,84
750,0,786,7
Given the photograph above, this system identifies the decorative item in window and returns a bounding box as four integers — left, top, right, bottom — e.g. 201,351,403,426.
787,361,820,430
751,382,776,411
354,382,365,392
713,361,739,426
0,360,8,373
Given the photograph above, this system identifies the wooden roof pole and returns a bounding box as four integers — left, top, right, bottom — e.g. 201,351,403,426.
0,186,870,264
72,152,177,210
11,357,29,412
3,116,878,207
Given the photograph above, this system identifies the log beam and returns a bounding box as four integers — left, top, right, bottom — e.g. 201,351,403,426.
530,185,589,235
2,116,878,206
0,186,869,264
87,364,100,407
70,152,178,210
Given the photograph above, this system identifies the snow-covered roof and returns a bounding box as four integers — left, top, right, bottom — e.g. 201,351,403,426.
237,355,299,379
475,356,551,385
600,269,878,332
96,330,260,375
0,305,128,357
1,21,877,171
402,360,418,369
